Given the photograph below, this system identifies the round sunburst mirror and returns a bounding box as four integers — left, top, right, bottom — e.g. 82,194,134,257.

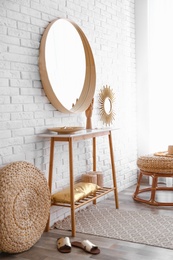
99,85,115,125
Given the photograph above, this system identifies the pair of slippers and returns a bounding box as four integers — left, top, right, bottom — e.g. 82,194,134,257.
57,237,100,255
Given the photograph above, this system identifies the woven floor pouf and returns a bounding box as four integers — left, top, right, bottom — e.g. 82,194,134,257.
133,155,173,206
0,161,51,253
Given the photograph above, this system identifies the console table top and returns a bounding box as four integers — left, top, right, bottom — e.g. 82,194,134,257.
39,127,118,138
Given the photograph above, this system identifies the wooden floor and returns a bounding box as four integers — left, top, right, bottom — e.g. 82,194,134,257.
1,184,173,260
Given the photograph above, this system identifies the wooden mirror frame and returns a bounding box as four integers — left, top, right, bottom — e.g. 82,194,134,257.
39,18,96,114
99,85,116,125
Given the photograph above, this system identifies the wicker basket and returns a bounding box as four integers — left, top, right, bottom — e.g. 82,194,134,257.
137,155,173,173
0,161,51,253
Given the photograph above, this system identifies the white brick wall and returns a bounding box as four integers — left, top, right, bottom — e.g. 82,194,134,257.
0,0,137,225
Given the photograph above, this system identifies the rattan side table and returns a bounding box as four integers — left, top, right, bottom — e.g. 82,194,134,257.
133,154,173,206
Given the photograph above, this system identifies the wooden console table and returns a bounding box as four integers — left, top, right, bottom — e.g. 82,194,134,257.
40,128,119,236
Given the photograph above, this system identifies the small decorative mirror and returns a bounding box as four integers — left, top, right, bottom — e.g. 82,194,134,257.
99,85,115,125
39,18,96,113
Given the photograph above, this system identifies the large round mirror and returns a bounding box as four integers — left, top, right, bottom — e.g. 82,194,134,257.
39,18,96,113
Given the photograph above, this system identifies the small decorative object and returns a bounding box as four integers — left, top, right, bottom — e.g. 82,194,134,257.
82,171,104,187
48,126,84,134
99,85,115,125
85,98,94,129
95,172,104,187
82,173,97,184
154,145,173,158
168,145,173,155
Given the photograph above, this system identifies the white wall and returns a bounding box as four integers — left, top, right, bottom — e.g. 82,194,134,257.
148,0,173,153
136,0,173,156
0,0,137,225
135,0,150,156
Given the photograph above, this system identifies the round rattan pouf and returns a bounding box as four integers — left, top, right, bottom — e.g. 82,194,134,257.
133,155,173,206
0,161,51,253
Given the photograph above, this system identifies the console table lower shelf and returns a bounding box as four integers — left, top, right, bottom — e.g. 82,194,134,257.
52,186,115,209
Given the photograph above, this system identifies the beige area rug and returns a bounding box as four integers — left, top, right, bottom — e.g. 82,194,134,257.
54,205,173,250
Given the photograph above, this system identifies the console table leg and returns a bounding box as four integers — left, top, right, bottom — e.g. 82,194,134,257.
69,138,76,236
93,137,96,171
93,137,97,205
108,132,119,209
45,137,55,232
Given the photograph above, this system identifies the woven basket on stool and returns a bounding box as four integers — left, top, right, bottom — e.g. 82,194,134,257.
0,161,51,253
133,155,173,206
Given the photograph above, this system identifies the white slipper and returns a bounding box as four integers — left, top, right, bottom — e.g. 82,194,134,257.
71,240,100,254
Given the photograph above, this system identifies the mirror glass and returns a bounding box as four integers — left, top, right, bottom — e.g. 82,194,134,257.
46,19,85,110
104,97,112,115
39,18,96,113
